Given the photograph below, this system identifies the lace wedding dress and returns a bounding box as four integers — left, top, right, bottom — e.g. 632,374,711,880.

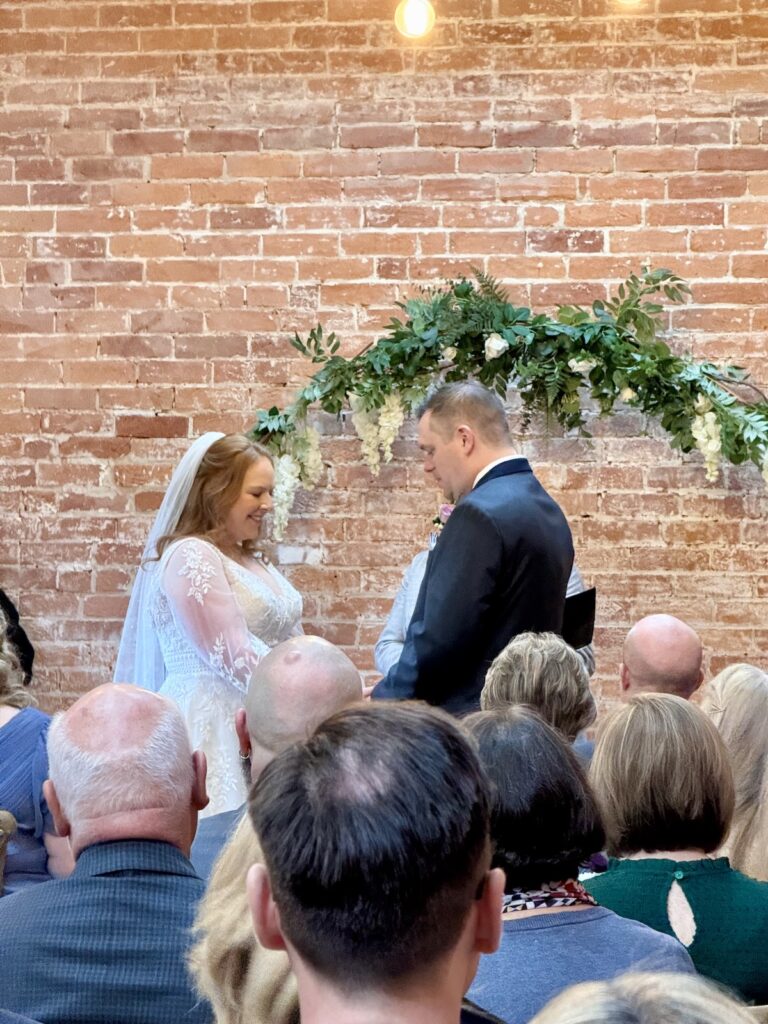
150,537,302,816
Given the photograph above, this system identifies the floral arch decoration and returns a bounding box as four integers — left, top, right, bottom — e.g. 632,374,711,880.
248,268,768,538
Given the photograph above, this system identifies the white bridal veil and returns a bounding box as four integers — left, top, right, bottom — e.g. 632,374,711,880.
113,431,225,692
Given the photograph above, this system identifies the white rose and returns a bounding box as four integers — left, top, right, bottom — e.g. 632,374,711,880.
694,394,713,414
484,333,509,361
567,357,597,374
620,387,637,402
443,346,457,362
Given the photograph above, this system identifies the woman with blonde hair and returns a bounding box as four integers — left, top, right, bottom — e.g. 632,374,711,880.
0,603,73,894
585,693,768,1003
700,662,768,882
188,814,298,1024
528,971,756,1024
115,433,302,816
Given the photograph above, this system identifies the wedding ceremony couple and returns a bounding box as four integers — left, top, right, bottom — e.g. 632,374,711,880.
114,381,577,816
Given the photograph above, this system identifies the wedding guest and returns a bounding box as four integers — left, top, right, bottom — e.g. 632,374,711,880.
247,702,506,1024
0,684,210,1024
0,607,72,895
188,636,363,1024
373,382,573,714
0,590,35,685
585,693,768,1003
700,662,768,882
114,432,303,816
374,508,594,677
528,972,756,1024
620,614,703,700
464,707,693,1024
480,632,596,749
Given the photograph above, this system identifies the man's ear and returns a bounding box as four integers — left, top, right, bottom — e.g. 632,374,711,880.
43,780,70,839
473,867,505,955
247,863,287,951
619,662,630,692
457,424,476,454
191,750,209,812
235,708,251,759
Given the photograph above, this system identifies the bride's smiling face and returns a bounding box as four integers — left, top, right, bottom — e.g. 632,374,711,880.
223,457,275,545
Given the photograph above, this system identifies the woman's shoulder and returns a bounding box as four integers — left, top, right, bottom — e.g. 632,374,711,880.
162,536,226,568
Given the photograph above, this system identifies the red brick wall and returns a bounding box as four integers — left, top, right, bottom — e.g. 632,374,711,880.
1,0,766,711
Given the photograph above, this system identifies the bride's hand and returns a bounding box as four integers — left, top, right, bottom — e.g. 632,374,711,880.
362,684,375,701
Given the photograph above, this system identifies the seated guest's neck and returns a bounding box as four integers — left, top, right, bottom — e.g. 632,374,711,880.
291,946,477,1024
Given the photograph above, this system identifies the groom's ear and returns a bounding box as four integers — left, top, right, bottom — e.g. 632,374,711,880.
456,424,476,453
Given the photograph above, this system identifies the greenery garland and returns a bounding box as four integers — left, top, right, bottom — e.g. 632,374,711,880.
249,267,768,537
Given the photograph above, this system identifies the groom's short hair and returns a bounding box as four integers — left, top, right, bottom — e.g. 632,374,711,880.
248,702,491,989
418,381,510,445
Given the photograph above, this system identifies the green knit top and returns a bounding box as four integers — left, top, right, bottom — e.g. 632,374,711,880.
585,857,768,1003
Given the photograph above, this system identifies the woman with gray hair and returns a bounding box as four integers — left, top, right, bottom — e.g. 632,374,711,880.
481,631,596,749
700,662,768,882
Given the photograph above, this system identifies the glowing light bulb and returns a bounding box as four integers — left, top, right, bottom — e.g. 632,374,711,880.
394,0,436,39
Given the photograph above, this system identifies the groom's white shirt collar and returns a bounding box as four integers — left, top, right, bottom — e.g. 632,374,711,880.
473,455,527,489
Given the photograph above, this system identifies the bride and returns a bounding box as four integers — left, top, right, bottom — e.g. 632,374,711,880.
114,433,302,816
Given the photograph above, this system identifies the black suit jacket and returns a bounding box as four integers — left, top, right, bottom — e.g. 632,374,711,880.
372,459,574,715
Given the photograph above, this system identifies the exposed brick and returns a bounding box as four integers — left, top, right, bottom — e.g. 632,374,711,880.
115,415,189,438
0,0,764,711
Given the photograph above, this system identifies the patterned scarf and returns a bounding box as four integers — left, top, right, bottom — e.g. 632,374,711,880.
502,879,597,913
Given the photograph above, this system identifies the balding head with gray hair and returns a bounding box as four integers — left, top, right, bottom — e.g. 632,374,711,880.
45,684,207,858
620,614,704,701
237,635,363,780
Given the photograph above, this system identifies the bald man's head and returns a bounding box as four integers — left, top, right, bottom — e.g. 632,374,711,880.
47,684,205,851
241,636,363,778
620,615,704,700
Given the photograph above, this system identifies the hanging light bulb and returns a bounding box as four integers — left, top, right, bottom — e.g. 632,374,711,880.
394,0,436,39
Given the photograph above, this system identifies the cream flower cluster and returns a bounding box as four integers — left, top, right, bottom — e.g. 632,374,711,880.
377,393,406,466
349,395,382,475
293,426,324,488
272,454,301,540
691,395,722,483
349,393,405,475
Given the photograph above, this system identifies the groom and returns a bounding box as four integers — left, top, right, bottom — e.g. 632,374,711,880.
372,381,574,715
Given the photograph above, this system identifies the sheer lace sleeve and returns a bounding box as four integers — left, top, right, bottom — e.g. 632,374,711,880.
161,539,267,694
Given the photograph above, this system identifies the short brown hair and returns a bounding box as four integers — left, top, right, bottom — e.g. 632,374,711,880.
418,381,510,446
590,693,734,857
154,434,272,560
481,632,596,742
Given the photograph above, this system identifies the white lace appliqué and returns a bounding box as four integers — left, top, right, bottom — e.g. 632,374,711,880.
177,543,217,605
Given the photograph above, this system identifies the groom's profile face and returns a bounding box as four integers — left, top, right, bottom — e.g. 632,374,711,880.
418,411,469,504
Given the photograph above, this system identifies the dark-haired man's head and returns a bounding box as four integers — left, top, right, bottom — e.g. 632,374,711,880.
246,702,503,1015
463,706,605,889
417,382,516,503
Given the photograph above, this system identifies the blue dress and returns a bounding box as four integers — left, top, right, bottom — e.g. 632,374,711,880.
0,707,53,895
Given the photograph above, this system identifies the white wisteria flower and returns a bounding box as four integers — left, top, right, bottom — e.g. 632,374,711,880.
484,333,509,361
349,395,382,476
377,393,405,465
293,426,324,488
691,404,722,483
619,387,638,402
272,454,301,540
442,345,457,362
760,447,768,486
567,357,598,374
